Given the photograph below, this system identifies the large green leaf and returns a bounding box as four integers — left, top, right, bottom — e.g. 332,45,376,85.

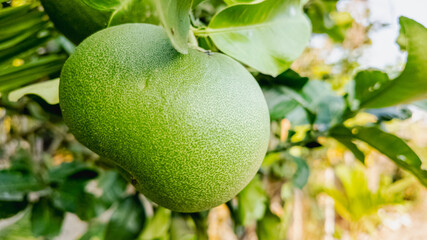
267,80,345,126
237,174,267,226
81,0,158,27
31,198,65,238
8,78,59,105
108,0,158,26
354,17,427,108
206,0,311,76
105,195,146,240
353,126,427,186
329,125,427,186
329,125,365,163
153,0,192,54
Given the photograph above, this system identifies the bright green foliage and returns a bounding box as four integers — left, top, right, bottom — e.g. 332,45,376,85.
329,125,427,187
206,0,311,76
30,198,65,237
305,0,353,42
354,17,427,108
153,0,192,53
41,0,111,45
237,174,267,226
42,0,159,45
323,165,411,223
59,24,270,212
105,195,146,240
2,1,427,239
256,209,283,240
139,207,171,240
0,4,65,92
9,78,59,105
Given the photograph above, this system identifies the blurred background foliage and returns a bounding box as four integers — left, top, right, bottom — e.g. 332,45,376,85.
1,0,427,239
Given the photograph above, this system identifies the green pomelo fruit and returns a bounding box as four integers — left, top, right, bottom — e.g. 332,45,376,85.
40,0,111,44
59,24,270,212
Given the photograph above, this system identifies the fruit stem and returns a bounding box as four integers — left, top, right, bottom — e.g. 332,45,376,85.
191,27,210,37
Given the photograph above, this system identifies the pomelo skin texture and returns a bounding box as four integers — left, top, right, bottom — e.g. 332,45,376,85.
41,0,111,44
59,24,270,212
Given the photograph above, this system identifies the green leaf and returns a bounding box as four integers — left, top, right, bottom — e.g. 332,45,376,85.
352,126,427,187
301,80,345,126
98,171,128,205
138,207,171,240
238,174,267,226
329,125,365,163
48,161,98,183
261,69,309,121
153,0,192,54
0,4,54,67
0,199,28,219
259,69,309,90
31,198,65,238
263,87,299,121
355,17,427,108
256,209,282,240
0,171,43,194
206,0,311,76
82,0,122,10
81,0,158,27
351,70,390,109
329,125,427,187
0,55,66,92
105,195,146,240
52,179,105,221
8,78,59,105
108,0,158,27
291,155,309,189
